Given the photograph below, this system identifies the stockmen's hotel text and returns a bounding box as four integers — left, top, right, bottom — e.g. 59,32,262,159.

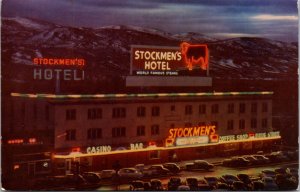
8,91,280,174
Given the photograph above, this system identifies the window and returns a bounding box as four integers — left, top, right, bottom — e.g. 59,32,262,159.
251,103,257,113
262,102,268,112
227,120,234,130
239,103,246,113
228,103,234,114
199,104,206,114
112,127,126,137
211,121,218,131
112,107,126,118
87,128,102,139
151,125,160,135
66,109,76,120
239,119,245,129
251,118,257,129
170,105,175,111
137,126,145,136
211,104,219,114
185,105,193,115
45,105,49,121
66,129,76,141
137,106,146,117
262,118,268,128
152,106,160,116
88,108,102,119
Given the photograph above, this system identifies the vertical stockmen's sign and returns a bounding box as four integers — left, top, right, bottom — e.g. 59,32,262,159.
130,43,209,76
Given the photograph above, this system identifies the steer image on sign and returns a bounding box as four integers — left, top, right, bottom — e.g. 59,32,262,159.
180,42,209,70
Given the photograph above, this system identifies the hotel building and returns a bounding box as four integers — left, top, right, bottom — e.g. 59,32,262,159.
4,91,280,175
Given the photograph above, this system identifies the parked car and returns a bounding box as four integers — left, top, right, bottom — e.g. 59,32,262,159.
168,177,181,191
265,152,289,163
99,169,116,179
163,162,181,174
274,168,288,176
260,169,276,179
252,180,264,190
275,174,298,190
185,160,214,171
177,184,190,191
237,173,253,189
197,179,211,191
129,180,145,191
134,164,145,173
150,179,164,191
204,176,219,189
144,165,170,177
262,177,278,190
232,181,247,191
82,172,101,184
253,155,270,164
286,167,299,178
117,168,143,179
243,155,260,165
219,174,240,185
222,157,250,167
186,177,198,190
215,183,230,190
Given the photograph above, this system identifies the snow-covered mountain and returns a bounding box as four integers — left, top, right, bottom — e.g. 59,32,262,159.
2,17,298,92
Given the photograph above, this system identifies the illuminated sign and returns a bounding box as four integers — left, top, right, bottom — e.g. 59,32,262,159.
176,135,209,146
131,43,209,76
86,145,112,154
33,57,85,81
166,125,217,147
219,131,280,143
130,143,143,150
7,138,40,145
181,42,209,70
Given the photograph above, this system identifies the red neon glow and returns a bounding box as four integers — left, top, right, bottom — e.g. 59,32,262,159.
72,147,81,152
14,164,20,170
33,58,85,67
7,139,24,144
29,138,37,143
180,42,209,70
210,134,219,143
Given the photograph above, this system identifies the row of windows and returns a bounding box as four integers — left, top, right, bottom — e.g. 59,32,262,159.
65,102,269,120
66,125,160,141
65,118,268,141
19,103,50,121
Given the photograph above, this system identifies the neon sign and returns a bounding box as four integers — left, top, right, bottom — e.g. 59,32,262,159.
33,58,85,67
219,131,280,143
166,125,217,147
131,43,209,76
181,42,209,70
86,145,112,154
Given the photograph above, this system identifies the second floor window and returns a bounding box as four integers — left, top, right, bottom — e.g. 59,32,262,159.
88,108,102,119
66,129,76,141
239,119,245,129
112,107,126,118
66,109,76,120
112,127,126,137
87,128,102,139
262,102,268,112
262,118,268,128
227,120,234,130
199,104,206,114
137,125,146,136
251,103,258,113
239,103,246,113
151,125,160,135
251,118,257,129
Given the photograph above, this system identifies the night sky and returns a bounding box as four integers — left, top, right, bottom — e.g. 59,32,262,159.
2,0,298,41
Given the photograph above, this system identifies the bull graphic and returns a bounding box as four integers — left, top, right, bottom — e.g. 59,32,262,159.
180,42,209,70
